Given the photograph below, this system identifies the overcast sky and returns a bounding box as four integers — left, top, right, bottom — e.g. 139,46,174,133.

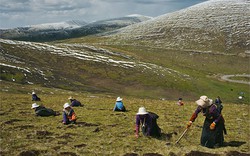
0,0,208,29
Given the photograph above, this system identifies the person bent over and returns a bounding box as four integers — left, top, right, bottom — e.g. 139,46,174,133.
31,103,59,117
68,96,83,107
62,103,77,125
135,107,161,138
186,95,226,148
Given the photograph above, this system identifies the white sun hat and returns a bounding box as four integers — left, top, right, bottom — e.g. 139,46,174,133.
63,103,71,109
32,91,36,95
116,97,122,101
68,96,73,100
196,95,213,108
136,107,148,115
31,103,39,109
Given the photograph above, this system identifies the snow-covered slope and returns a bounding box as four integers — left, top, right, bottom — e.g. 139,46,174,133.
28,20,87,30
0,15,151,42
109,0,250,53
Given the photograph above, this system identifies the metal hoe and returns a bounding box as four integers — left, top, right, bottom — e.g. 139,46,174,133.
175,128,188,144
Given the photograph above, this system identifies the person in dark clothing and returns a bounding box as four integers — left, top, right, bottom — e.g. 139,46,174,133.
215,96,223,113
32,92,41,101
113,97,126,112
31,103,59,116
187,95,225,148
135,107,161,138
68,96,83,107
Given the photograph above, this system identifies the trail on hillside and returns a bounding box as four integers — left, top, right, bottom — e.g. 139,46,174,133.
220,74,250,85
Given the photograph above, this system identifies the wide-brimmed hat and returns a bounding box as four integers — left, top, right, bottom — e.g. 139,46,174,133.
31,103,39,109
116,97,122,101
32,91,36,95
68,96,73,100
136,107,148,115
63,103,71,109
196,95,213,108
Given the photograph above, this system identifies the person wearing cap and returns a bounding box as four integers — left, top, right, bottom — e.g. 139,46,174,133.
62,103,77,125
186,95,225,148
68,96,83,107
113,97,126,112
135,107,161,138
32,91,41,101
31,103,59,116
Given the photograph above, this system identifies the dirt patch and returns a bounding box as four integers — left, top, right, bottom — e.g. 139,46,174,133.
226,151,250,156
123,153,138,156
107,124,119,127
14,125,34,130
169,152,177,156
59,152,78,156
3,119,21,124
143,153,163,156
77,122,99,127
18,150,42,156
165,132,178,140
57,132,77,139
185,151,219,156
74,143,87,148
26,130,54,139
225,141,246,147
93,127,100,132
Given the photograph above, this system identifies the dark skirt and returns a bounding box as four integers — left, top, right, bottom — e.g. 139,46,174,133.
201,118,224,148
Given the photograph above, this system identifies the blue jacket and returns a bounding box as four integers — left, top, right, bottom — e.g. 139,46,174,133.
113,101,125,111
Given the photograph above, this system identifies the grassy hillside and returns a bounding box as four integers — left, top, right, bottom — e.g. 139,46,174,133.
0,81,249,156
1,37,249,103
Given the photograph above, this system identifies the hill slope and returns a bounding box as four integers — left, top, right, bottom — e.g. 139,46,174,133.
0,15,151,42
107,0,250,54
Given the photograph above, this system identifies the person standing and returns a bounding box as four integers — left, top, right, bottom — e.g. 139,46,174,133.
186,95,225,148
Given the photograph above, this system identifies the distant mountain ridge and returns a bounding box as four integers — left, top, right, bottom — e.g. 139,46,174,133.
108,0,250,54
0,15,151,42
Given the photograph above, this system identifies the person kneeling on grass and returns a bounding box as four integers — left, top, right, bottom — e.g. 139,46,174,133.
62,103,77,125
32,91,41,101
135,107,161,138
113,97,126,112
68,96,83,107
31,103,59,117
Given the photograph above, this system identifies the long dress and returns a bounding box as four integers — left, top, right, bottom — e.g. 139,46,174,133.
189,104,225,148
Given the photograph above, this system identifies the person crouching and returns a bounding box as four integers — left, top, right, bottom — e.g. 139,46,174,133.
135,107,161,138
62,103,77,125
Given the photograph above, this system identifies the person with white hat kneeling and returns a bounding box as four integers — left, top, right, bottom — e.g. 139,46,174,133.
31,103,59,117
135,107,161,138
113,97,126,112
186,95,226,148
62,103,77,125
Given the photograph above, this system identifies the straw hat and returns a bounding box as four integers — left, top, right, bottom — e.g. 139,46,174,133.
196,95,213,108
136,107,148,115
31,103,39,109
116,97,122,102
68,96,73,100
63,103,71,109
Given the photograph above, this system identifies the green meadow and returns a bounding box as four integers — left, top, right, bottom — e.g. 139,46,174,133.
0,81,249,156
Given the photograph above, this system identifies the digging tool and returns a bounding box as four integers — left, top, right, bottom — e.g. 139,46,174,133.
175,128,188,144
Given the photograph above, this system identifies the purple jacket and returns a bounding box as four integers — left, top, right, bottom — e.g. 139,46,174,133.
190,104,224,124
135,114,152,136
